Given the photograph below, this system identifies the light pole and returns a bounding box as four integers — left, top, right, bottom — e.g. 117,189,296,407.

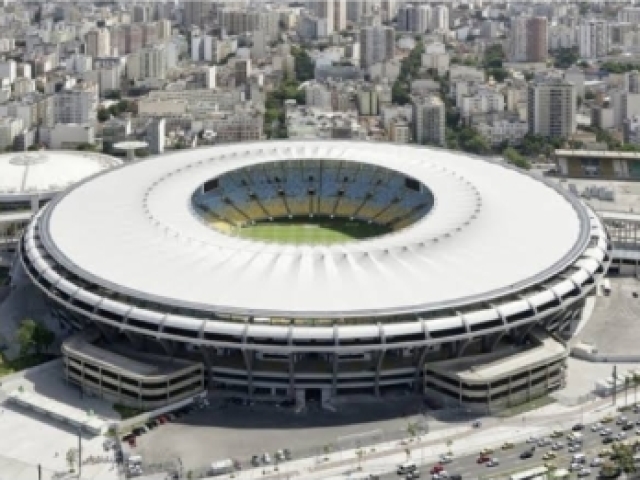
78,428,82,479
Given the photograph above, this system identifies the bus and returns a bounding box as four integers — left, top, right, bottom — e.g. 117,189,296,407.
509,466,549,480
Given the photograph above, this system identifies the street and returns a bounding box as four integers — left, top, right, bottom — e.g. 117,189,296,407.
377,407,640,479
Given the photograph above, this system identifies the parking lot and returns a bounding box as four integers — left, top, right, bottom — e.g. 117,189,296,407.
574,276,640,357
126,394,455,476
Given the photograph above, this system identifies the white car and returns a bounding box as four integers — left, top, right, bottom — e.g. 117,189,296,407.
537,438,552,447
590,457,603,467
569,463,583,472
577,467,592,477
568,444,581,453
527,436,538,444
431,472,447,480
617,432,627,440
591,423,603,432
262,453,271,464
551,442,564,450
600,428,613,436
439,454,453,463
487,458,499,467
617,416,628,425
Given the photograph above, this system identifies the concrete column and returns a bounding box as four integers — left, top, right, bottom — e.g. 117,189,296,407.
159,339,175,357
123,330,144,350
94,322,118,342
288,353,295,397
374,349,386,397
241,349,254,399
201,347,214,391
413,346,429,390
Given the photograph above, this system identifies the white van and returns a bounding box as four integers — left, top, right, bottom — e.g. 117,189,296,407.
568,432,583,442
572,453,586,464
397,461,417,474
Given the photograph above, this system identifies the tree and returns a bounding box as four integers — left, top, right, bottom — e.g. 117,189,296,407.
610,441,636,476
625,377,630,407
355,442,364,470
66,448,77,472
503,147,531,170
446,439,453,454
16,319,37,357
633,373,640,405
407,422,418,442
97,108,110,122
291,46,314,82
16,319,54,356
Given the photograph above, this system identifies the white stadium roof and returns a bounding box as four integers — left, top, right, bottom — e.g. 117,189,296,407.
0,151,122,201
39,141,589,317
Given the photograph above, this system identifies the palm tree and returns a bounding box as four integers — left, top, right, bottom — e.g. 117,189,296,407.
446,439,453,455
323,444,332,461
356,448,364,471
625,377,630,407
66,448,77,473
407,422,418,443
633,373,640,406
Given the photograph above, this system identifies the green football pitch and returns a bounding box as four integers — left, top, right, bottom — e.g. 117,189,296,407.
236,217,392,245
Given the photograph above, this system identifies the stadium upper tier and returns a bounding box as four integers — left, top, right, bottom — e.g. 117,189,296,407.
20,142,609,337
192,159,434,234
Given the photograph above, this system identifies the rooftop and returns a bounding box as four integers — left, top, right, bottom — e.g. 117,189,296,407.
0,151,122,201
427,334,567,383
38,141,590,317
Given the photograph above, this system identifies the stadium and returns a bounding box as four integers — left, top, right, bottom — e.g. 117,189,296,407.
18,141,611,412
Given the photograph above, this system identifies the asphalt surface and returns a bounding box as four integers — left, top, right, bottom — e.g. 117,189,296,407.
378,408,640,480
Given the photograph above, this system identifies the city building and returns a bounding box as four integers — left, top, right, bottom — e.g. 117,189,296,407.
49,123,95,149
359,25,395,69
509,16,548,63
388,117,410,143
126,45,168,81
0,117,23,150
19,141,610,409
475,117,529,147
85,27,111,58
54,82,99,125
421,42,450,76
527,78,576,138
146,117,165,155
412,95,445,146
579,20,609,59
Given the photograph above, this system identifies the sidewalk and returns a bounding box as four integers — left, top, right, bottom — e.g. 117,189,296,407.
197,395,628,480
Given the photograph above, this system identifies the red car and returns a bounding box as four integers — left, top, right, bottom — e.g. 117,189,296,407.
430,464,444,474
477,455,490,464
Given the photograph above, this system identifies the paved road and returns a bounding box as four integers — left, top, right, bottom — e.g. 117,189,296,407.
378,408,640,480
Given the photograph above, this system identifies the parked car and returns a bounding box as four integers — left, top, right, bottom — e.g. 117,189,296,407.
262,453,271,464
577,468,591,477
602,437,614,444
572,423,584,431
430,464,444,474
283,449,292,460
551,430,563,438
502,442,514,450
251,455,260,467
520,450,533,459
542,452,556,460
486,458,499,467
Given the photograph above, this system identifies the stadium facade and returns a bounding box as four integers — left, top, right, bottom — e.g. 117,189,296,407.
18,141,611,411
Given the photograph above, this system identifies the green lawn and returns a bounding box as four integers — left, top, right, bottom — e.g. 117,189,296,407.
237,217,391,245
